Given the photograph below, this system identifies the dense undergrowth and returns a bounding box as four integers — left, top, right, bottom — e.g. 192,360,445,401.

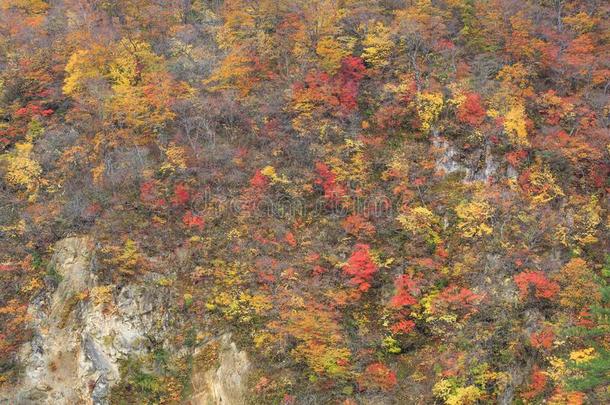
0,0,609,403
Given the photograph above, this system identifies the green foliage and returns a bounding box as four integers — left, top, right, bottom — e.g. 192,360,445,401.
568,348,610,392
563,256,610,400
110,354,188,405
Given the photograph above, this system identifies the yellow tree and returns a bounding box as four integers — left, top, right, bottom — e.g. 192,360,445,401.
415,91,444,134
553,258,601,310
1,141,42,201
273,301,352,378
64,38,191,145
520,159,564,206
316,36,354,74
362,22,394,68
455,198,494,238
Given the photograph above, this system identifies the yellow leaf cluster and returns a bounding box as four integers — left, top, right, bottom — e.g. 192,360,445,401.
446,386,483,405
161,143,188,172
63,47,107,96
3,142,42,199
496,62,535,99
91,163,105,185
21,277,43,294
554,258,601,310
455,199,494,238
526,160,564,205
316,36,354,74
282,307,352,377
205,50,259,96
416,92,444,133
1,0,48,14
0,218,26,237
503,102,529,146
208,291,272,323
101,239,142,277
326,139,368,185
568,195,601,247
447,82,467,108
216,0,257,50
90,285,114,308
203,260,272,324
397,206,441,244
64,39,189,141
545,356,567,383
433,379,483,405
563,12,598,34
261,165,289,184
362,22,393,68
569,347,596,364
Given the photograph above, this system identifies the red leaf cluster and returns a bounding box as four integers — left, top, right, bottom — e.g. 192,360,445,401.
250,170,269,189
342,244,378,292
530,327,554,350
14,103,53,118
433,285,484,315
514,271,559,300
172,183,190,206
390,274,419,307
292,57,366,115
336,56,366,112
522,366,547,400
506,149,528,167
359,362,397,391
342,214,375,237
457,93,486,126
315,162,347,205
284,232,297,247
182,211,205,230
390,319,416,335
139,180,166,208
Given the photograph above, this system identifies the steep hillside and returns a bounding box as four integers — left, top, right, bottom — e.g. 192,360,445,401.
0,1,608,404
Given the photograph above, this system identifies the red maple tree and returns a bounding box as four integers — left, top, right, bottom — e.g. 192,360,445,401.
342,244,378,292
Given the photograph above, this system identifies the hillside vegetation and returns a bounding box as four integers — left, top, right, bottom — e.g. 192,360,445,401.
0,0,609,404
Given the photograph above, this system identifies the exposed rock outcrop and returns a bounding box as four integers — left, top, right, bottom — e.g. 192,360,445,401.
189,334,251,405
1,236,252,405
432,134,516,182
1,237,169,405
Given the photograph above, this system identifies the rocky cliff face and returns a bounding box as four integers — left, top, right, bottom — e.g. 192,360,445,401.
190,334,251,405
0,236,251,405
2,237,156,404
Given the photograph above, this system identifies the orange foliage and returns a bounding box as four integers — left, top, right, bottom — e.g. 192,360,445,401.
284,232,297,247
182,211,205,230
514,271,559,300
521,366,547,400
358,362,397,391
553,258,601,310
548,389,585,405
457,93,486,126
390,319,416,335
342,214,375,238
530,327,554,350
432,285,484,316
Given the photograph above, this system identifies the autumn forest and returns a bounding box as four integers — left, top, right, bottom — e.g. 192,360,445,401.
0,0,609,404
